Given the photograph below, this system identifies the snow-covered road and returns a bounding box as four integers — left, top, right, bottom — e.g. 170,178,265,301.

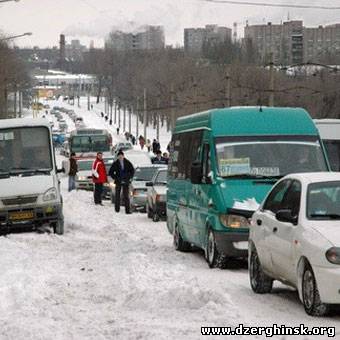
1,99,339,340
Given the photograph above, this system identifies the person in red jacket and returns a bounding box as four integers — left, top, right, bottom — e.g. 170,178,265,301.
92,152,108,205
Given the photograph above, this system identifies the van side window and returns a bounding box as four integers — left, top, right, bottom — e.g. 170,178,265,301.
263,179,291,214
168,134,180,179
177,130,203,179
202,144,211,183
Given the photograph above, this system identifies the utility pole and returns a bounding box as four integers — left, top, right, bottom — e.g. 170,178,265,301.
269,53,275,107
87,86,90,111
14,86,17,117
170,83,176,131
114,101,117,124
143,88,147,140
156,95,160,141
225,70,231,107
123,105,126,132
136,96,139,137
118,103,121,129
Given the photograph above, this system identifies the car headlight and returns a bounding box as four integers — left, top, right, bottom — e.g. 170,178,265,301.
43,188,58,202
219,214,250,228
326,247,340,264
77,176,87,181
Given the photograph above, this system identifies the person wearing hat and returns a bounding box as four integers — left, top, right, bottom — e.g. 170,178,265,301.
109,150,135,214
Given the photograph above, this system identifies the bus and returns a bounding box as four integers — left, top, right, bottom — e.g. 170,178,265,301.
68,128,113,159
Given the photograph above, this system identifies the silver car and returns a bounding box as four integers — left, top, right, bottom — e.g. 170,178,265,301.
146,168,168,222
130,165,167,212
75,159,94,191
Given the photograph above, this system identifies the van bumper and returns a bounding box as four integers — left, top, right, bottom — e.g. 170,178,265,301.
0,203,62,231
214,231,249,258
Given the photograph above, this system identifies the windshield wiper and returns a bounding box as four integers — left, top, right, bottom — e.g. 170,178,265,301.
310,214,340,219
9,168,51,175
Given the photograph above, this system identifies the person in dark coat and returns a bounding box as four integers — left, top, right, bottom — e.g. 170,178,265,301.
109,151,135,214
92,152,108,205
152,150,167,165
68,152,78,192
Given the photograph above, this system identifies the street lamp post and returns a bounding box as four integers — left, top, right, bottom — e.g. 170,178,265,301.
0,32,32,42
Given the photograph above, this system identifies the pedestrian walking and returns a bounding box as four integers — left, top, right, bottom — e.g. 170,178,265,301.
68,152,78,192
131,135,136,145
116,127,120,135
109,151,134,214
162,152,169,164
152,139,160,154
91,104,93,110
146,139,151,152
92,152,108,205
101,112,104,118
139,135,145,150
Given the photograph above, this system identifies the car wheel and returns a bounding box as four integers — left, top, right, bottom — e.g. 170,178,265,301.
53,219,64,235
152,212,160,222
173,223,191,252
302,264,329,316
147,203,153,219
205,229,228,269
249,248,273,293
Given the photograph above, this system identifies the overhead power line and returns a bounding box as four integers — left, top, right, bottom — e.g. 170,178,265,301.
202,0,340,10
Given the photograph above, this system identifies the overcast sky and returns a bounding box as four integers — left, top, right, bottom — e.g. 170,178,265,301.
1,0,340,48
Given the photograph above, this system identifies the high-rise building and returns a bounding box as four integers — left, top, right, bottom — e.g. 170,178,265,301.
244,21,303,65
65,39,88,61
304,24,340,62
106,26,165,51
184,25,232,53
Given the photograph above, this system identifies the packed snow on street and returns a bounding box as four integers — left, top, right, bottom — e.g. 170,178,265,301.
0,98,339,340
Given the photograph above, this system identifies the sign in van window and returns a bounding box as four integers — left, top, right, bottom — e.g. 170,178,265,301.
220,158,250,176
0,132,14,141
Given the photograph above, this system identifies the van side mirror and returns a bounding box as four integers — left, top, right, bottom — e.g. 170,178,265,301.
146,182,153,187
57,168,65,174
276,209,298,225
191,161,203,184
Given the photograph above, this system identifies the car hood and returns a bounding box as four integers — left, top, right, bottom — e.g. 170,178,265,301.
219,179,275,214
132,181,147,189
309,222,340,247
77,170,92,177
1,175,55,198
154,185,167,195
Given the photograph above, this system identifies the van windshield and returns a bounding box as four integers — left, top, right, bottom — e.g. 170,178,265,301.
0,127,52,174
215,137,327,178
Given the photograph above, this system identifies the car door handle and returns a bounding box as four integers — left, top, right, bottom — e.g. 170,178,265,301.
273,227,278,233
256,219,262,226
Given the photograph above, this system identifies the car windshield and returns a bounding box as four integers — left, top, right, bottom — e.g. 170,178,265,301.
155,170,167,184
134,167,158,181
71,135,110,152
307,181,340,220
77,161,93,171
215,137,327,178
0,126,52,174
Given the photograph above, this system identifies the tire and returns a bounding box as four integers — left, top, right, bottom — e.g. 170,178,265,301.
147,203,153,219
152,212,160,222
249,248,273,293
205,229,227,269
53,219,64,235
173,223,191,252
302,264,329,316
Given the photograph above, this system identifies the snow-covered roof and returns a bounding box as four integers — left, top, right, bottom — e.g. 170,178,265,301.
0,118,50,129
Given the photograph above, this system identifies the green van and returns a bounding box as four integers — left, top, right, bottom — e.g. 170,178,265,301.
167,107,330,268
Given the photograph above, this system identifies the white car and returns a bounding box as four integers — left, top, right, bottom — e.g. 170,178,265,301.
249,172,340,316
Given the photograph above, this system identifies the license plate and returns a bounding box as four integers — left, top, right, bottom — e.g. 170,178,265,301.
9,211,34,221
